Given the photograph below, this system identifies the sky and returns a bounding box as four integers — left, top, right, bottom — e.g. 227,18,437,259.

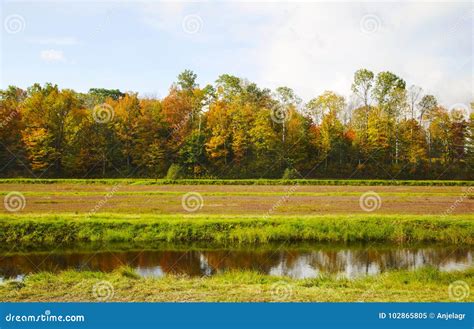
1,0,472,109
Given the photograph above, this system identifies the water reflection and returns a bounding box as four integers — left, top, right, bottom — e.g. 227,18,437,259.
0,245,472,280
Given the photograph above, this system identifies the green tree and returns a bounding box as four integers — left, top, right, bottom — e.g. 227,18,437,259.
372,71,406,118
418,94,438,124
177,69,198,93
351,69,374,109
88,88,124,102
179,131,207,177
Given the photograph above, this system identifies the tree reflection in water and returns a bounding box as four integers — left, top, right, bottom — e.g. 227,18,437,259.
0,245,472,280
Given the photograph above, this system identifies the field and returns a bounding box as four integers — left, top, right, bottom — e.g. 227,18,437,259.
0,180,473,302
0,182,473,215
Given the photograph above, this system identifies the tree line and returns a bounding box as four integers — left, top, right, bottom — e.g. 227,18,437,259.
0,69,472,179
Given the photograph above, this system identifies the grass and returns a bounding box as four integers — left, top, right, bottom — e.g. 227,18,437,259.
0,178,472,186
0,213,473,245
0,180,472,302
1,183,472,215
1,267,472,302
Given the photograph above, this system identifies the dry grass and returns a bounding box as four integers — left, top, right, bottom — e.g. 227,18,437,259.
0,184,472,215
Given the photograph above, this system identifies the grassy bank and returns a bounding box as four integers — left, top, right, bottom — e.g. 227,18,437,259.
1,178,472,186
1,267,472,302
1,214,473,245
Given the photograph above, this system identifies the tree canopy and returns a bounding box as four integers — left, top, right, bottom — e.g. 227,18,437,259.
0,69,472,179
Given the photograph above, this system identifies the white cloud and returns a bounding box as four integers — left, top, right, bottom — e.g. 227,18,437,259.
246,2,472,107
134,2,472,107
29,37,79,46
40,49,66,62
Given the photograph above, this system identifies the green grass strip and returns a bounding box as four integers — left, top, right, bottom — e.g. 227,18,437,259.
1,214,472,245
0,178,472,186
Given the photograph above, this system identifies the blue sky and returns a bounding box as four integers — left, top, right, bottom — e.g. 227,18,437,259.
1,1,472,108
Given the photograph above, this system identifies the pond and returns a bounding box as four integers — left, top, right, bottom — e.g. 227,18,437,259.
0,243,472,281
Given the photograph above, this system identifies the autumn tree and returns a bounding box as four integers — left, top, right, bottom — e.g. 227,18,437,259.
21,84,86,175
0,86,26,175
0,69,470,180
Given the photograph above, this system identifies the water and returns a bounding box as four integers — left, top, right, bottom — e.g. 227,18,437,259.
0,243,472,281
